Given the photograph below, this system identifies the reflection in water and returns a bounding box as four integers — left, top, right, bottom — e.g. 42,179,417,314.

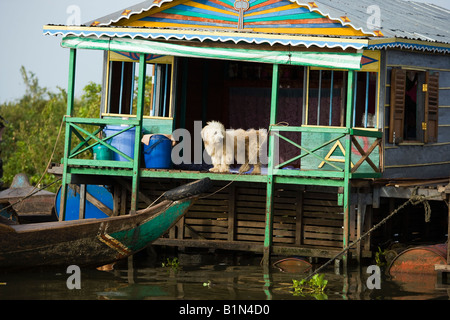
0,252,448,300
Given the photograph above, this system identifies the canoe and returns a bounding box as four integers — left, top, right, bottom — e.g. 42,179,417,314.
0,178,212,270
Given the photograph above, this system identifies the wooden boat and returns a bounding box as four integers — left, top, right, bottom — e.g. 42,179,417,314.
0,178,211,270
0,173,55,222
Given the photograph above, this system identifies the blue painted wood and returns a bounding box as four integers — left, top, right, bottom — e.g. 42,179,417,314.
382,49,450,179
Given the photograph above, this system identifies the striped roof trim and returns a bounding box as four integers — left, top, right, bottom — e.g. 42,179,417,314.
43,25,368,50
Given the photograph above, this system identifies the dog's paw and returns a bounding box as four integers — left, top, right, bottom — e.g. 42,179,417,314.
238,164,251,173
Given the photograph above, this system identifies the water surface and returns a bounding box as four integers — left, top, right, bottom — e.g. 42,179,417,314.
0,251,448,301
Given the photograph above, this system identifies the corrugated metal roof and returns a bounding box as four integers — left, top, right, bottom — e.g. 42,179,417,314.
292,0,450,44
44,0,449,52
85,0,172,27
85,0,450,45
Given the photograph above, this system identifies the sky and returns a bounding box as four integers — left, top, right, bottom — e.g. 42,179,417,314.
0,0,449,104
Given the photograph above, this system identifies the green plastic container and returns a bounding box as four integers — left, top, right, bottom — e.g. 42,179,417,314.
93,143,111,160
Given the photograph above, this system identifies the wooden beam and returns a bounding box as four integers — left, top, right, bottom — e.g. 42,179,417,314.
228,184,236,241
263,63,279,264
294,191,303,246
59,48,77,222
79,184,86,220
130,53,146,214
342,70,355,268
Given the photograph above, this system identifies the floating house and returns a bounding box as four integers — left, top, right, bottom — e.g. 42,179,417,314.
44,0,450,265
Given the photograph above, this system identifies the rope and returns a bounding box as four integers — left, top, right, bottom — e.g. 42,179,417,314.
303,189,437,281
410,187,432,222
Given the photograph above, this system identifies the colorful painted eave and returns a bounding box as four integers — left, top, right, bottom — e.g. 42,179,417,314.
43,25,369,50
368,37,450,54
84,0,379,36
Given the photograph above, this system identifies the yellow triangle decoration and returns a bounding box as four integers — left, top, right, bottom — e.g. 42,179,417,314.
318,140,354,168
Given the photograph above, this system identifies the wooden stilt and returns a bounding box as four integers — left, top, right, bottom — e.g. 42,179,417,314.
130,53,147,214
263,63,279,265
60,48,77,222
79,184,86,220
342,70,355,268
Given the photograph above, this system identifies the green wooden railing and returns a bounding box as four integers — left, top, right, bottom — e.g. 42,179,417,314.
65,117,138,169
59,49,147,220
269,125,382,181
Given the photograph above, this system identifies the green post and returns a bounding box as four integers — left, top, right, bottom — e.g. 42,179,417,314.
263,64,279,264
130,53,147,214
59,48,77,221
342,70,354,266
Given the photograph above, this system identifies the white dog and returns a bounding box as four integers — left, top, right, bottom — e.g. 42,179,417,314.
201,121,267,174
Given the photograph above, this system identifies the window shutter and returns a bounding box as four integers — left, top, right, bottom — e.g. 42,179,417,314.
424,71,439,143
389,68,406,144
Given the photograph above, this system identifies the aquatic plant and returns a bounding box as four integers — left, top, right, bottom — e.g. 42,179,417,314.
291,273,328,299
375,246,387,267
162,257,181,271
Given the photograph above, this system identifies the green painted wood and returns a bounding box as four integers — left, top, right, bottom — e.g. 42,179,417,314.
342,70,354,267
263,64,279,262
276,133,346,168
350,128,382,138
111,199,193,252
301,133,379,173
69,123,134,162
131,54,147,214
279,132,344,171
269,125,349,134
67,159,133,168
142,118,174,134
69,167,134,177
70,126,103,156
60,48,77,222
274,176,344,187
273,169,345,179
65,117,139,126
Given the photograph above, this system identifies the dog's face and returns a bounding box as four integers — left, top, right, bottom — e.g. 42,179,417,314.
201,121,225,146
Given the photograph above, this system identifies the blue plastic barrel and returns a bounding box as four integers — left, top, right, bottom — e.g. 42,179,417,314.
55,185,113,221
103,125,136,161
143,134,172,169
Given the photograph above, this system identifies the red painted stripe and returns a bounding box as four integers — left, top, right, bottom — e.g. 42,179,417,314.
151,12,236,24
209,0,235,10
245,17,335,25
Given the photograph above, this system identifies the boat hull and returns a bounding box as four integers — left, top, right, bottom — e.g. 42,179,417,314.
0,199,192,270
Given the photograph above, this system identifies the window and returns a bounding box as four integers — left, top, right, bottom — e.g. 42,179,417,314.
105,56,173,118
306,70,378,128
389,68,439,144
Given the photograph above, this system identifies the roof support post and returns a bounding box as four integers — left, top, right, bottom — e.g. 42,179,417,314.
130,53,146,214
342,70,355,267
263,63,279,265
59,48,77,221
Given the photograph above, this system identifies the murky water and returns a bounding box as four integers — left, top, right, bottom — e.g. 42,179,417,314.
0,251,448,301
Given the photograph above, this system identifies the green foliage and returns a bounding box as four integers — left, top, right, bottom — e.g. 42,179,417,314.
162,257,181,272
291,274,328,299
0,67,101,191
375,246,387,267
